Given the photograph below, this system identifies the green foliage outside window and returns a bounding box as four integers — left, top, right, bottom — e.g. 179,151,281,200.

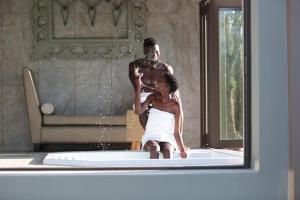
219,9,244,140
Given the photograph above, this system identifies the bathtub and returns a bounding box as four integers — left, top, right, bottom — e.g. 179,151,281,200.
43,149,243,168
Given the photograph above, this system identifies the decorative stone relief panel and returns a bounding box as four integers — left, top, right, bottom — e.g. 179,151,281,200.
31,0,146,59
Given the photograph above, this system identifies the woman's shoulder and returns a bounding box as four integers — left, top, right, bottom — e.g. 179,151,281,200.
145,93,157,102
169,100,181,113
151,99,179,113
169,99,180,106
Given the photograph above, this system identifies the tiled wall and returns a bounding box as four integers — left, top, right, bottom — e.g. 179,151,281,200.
0,0,201,151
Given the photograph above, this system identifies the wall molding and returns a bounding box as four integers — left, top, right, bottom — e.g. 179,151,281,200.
31,0,147,60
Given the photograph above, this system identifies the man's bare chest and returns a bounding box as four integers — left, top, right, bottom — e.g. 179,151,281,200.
139,64,167,79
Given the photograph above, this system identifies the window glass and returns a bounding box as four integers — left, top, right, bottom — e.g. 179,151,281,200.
219,9,244,141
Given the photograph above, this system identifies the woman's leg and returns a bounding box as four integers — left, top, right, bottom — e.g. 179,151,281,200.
143,140,160,159
161,142,175,159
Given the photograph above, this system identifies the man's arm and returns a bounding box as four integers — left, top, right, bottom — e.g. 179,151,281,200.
166,64,181,101
129,62,138,89
166,64,174,74
166,64,183,133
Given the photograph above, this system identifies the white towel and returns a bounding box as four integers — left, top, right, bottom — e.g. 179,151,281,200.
142,108,177,149
140,92,152,103
133,92,152,110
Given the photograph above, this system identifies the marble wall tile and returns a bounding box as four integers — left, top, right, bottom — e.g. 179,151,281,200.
3,12,24,38
110,57,134,115
2,13,37,85
111,0,129,39
2,85,32,151
0,0,2,14
2,56,38,85
3,0,32,14
76,84,112,115
167,15,199,48
75,12,112,38
178,48,200,119
183,118,201,149
146,14,176,57
194,0,200,39
75,59,111,85
147,0,199,48
76,0,111,15
52,1,75,38
146,0,182,14
39,58,76,115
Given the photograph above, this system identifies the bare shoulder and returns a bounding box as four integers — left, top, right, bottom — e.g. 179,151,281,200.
148,93,157,101
129,58,144,66
129,59,144,74
172,100,180,107
145,93,156,104
158,60,173,74
172,100,181,113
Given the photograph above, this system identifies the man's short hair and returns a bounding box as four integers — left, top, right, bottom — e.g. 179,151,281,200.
143,37,158,48
164,72,179,94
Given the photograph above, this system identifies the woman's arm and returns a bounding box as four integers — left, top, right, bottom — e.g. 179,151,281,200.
173,103,187,158
133,68,153,115
135,92,153,115
133,68,142,114
129,62,139,90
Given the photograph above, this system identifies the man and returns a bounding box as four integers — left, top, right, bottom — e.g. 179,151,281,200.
128,37,183,132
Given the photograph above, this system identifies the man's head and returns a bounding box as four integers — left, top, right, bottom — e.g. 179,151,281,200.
143,37,160,61
157,72,179,94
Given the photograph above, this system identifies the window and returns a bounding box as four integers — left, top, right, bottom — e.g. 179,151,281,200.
200,0,251,165
219,8,244,142
0,0,251,170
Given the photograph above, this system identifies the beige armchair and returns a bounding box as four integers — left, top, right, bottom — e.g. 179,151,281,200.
22,67,143,151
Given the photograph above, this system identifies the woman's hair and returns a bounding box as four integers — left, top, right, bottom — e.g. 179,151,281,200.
143,37,158,48
164,72,179,94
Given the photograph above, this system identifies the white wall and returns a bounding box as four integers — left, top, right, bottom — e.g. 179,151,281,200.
0,0,289,199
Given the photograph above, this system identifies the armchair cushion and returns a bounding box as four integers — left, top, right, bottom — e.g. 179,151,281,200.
43,115,126,126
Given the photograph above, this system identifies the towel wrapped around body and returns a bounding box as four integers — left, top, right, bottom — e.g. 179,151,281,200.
133,92,152,110
140,92,152,103
142,108,177,149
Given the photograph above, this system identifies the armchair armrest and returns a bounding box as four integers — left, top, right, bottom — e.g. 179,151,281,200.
126,110,144,150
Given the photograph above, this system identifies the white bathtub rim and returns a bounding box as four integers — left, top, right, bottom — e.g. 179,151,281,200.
43,149,243,168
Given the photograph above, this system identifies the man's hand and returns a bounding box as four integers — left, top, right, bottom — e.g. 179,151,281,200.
133,67,143,88
171,90,181,102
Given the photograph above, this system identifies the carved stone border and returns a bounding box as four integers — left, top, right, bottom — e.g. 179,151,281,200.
31,0,147,60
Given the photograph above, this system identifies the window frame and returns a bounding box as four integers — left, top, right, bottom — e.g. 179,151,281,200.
0,0,251,171
200,0,251,167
